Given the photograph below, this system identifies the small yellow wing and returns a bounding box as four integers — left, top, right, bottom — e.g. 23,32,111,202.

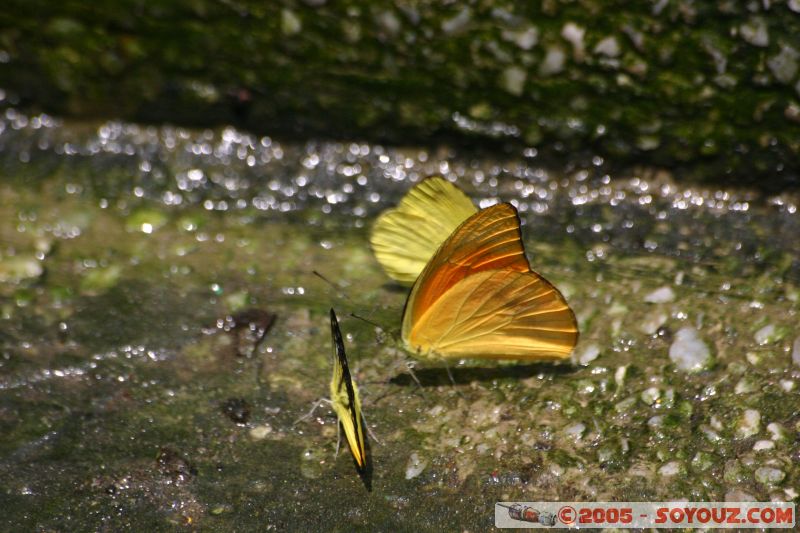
401,204,578,361
328,309,367,473
370,177,478,285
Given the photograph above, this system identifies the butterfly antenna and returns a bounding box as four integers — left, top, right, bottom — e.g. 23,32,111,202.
349,312,399,342
313,269,354,303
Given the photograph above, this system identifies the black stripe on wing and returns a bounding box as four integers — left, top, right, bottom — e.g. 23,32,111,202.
329,308,366,474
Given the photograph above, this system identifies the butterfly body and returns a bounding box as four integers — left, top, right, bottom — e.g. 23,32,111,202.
373,180,579,362
329,309,367,473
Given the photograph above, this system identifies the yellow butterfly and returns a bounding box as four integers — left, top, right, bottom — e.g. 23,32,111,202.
370,177,477,285
328,308,368,474
400,202,579,361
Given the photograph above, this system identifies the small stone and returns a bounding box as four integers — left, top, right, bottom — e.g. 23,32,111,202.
249,424,272,440
561,22,585,60
767,422,786,441
669,327,712,372
792,337,800,367
754,324,777,344
281,9,302,35
500,66,527,96
376,10,400,36
737,409,761,438
501,26,539,50
539,46,566,76
658,461,682,476
740,17,769,47
614,366,627,389
441,8,471,35
641,387,660,405
639,311,669,335
691,451,713,471
405,452,428,480
768,45,799,84
753,440,775,451
790,0,800,12
644,286,675,303
647,415,663,430
755,467,785,485
614,397,636,413
594,36,621,57
575,343,600,365
734,377,758,394
563,422,586,439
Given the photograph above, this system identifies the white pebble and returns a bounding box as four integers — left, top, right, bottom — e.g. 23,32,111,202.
639,311,668,335
561,22,585,59
755,467,785,485
767,422,786,441
594,36,621,57
753,440,775,451
658,461,681,476
641,387,661,405
737,409,761,439
740,16,769,47
575,343,601,365
249,424,273,440
669,327,712,372
500,66,527,96
540,46,566,76
754,324,776,345
563,422,586,439
644,286,675,303
405,452,428,480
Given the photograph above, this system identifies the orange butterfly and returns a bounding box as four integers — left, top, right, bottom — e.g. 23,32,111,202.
400,202,578,361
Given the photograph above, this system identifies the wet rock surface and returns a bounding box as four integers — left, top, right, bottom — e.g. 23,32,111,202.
0,113,798,530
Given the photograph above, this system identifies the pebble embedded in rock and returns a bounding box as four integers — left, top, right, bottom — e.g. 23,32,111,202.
669,327,712,372
753,440,775,451
249,424,273,440
575,343,600,365
737,409,761,439
641,387,660,405
754,324,776,345
563,423,586,439
500,66,527,96
639,311,668,335
658,461,682,476
594,36,621,58
405,452,428,480
755,467,785,486
644,286,675,303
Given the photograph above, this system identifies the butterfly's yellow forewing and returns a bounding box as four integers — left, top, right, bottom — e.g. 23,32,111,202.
401,203,578,360
370,177,478,285
329,309,367,472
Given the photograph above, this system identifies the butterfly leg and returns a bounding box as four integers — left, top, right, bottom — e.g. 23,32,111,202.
405,360,425,390
360,413,381,445
292,398,332,426
442,360,465,397
334,422,341,457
